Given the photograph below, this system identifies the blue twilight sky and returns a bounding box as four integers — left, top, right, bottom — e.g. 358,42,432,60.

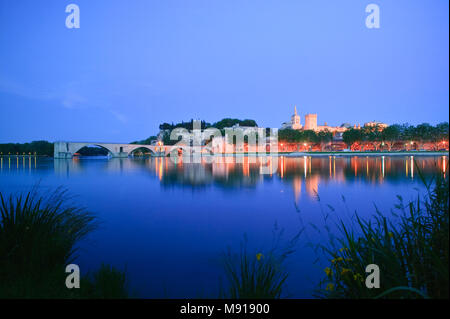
0,0,448,143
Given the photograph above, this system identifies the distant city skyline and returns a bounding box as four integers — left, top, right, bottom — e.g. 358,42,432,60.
0,0,448,143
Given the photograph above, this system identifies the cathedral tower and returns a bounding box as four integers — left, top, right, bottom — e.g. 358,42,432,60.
291,105,302,130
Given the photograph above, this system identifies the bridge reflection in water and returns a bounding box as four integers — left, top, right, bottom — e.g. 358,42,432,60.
43,155,448,200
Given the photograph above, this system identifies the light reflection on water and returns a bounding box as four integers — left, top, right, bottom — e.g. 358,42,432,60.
0,155,447,298
46,154,448,196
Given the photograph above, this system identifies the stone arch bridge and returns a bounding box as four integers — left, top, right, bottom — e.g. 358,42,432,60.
54,141,177,159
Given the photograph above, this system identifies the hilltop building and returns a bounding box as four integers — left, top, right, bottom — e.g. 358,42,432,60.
291,106,302,130
282,106,348,137
281,106,388,140
282,106,302,130
281,106,387,139
364,121,388,129
304,113,318,131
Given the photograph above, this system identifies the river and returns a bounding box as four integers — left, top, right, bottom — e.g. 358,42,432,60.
0,154,447,298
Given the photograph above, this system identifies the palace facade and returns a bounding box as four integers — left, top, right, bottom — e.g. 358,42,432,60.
281,106,387,137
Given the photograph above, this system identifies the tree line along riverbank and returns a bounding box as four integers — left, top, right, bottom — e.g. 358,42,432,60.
0,141,108,157
1,142,448,159
1,122,448,157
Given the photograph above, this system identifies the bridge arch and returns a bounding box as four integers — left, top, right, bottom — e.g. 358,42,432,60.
128,146,157,156
71,143,116,156
167,143,190,157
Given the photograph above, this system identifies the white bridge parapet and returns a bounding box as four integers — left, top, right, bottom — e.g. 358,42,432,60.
54,141,173,159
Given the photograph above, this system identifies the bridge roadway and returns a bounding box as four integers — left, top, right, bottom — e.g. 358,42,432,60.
54,141,189,158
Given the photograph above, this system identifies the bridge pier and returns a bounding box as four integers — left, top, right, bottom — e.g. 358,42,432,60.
54,142,74,159
55,152,74,159
111,152,129,158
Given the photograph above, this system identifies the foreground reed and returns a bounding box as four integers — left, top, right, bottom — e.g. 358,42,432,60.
221,228,300,299
318,171,449,299
0,188,128,298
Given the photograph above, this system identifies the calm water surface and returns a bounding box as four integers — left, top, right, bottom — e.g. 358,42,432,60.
0,155,447,298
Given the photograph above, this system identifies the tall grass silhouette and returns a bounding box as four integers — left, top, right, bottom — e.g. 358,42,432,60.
0,187,129,298
221,227,301,299
317,165,448,299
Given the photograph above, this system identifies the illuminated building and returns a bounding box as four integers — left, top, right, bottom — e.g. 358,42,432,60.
281,106,387,138
281,105,302,130
364,121,388,130
304,114,317,131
